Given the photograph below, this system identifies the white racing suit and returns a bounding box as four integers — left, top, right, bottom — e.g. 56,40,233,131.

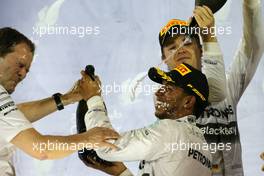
85,96,212,176
196,0,264,175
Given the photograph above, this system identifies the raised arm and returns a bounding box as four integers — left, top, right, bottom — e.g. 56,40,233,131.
17,89,82,123
193,6,227,103
16,77,87,123
227,0,264,104
202,42,226,103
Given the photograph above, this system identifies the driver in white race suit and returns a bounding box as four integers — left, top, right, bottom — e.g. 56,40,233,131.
195,0,264,175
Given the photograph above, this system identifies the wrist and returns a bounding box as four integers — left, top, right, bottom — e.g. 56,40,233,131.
73,134,86,150
61,92,82,106
200,26,217,42
52,93,64,110
202,42,222,56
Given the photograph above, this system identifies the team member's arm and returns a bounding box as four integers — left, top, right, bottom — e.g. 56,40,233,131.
17,81,83,123
192,6,227,103
85,96,170,162
0,72,119,160
74,73,133,176
227,0,264,104
202,41,226,103
71,73,133,175
11,126,118,160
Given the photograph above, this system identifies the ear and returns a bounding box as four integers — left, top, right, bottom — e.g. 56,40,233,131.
183,95,196,110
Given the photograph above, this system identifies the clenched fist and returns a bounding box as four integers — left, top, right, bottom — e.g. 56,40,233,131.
190,5,217,42
66,70,102,102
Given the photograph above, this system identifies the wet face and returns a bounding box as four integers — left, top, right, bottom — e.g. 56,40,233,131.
162,35,202,70
154,83,187,119
0,43,33,94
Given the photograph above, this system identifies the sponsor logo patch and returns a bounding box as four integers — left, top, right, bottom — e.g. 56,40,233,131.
174,64,192,76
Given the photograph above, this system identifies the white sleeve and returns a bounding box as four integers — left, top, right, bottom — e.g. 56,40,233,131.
84,96,113,130
202,42,227,103
96,122,169,162
0,85,33,142
84,96,170,162
227,0,264,105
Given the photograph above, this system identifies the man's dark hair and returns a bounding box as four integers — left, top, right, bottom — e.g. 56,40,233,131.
0,27,35,57
193,101,206,117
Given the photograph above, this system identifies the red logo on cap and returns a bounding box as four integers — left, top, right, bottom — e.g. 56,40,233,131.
174,64,191,76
